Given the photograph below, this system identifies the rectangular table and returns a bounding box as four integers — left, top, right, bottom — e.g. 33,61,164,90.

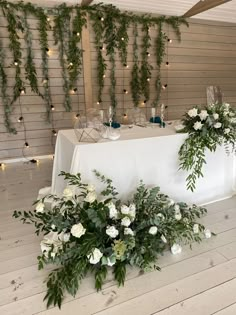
51,125,236,205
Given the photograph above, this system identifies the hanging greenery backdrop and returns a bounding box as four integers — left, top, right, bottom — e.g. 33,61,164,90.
0,0,188,134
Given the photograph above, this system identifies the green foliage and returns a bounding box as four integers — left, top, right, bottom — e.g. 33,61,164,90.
178,103,236,191
13,170,210,308
131,23,140,107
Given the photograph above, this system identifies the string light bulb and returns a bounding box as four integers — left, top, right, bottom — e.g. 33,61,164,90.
24,142,29,148
100,46,105,51
20,88,25,95
121,37,124,41
42,78,48,85
123,113,127,118
147,78,150,82
71,88,77,94
69,62,73,66
76,32,80,36
14,60,18,66
123,63,129,68
75,113,80,119
166,61,170,67
18,116,23,122
0,163,6,170
96,101,101,105
52,129,57,136
51,105,55,111
103,74,106,78
146,52,151,57
123,89,128,94
162,84,168,89
168,38,172,43
47,17,50,22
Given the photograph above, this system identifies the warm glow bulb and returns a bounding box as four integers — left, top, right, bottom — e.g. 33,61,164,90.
51,105,55,111
14,61,18,66
77,32,80,36
121,37,124,41
103,74,106,78
0,163,6,170
147,78,150,82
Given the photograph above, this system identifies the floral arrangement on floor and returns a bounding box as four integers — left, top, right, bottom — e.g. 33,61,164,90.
13,171,212,308
177,103,236,191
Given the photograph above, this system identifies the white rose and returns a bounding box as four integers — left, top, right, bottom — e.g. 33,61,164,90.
188,108,198,117
149,226,158,235
168,199,175,206
193,121,203,130
224,103,230,109
58,232,70,242
193,224,199,234
174,204,180,212
224,128,230,134
229,112,235,117
161,235,167,243
121,205,130,215
63,188,73,199
107,257,116,267
213,113,219,120
214,122,222,129
87,183,95,192
106,226,119,238
175,213,182,221
157,213,165,220
84,191,97,203
199,110,208,121
171,244,182,255
121,217,131,227
204,229,212,239
71,223,86,238
87,248,103,264
36,202,45,213
124,228,134,236
108,203,118,220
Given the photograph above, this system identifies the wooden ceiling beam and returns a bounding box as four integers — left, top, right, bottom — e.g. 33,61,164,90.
81,0,94,6
183,0,232,18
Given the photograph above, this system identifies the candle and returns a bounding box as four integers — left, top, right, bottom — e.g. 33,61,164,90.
99,110,104,121
151,107,156,117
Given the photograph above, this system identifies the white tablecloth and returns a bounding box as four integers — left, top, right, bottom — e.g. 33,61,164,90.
51,125,236,205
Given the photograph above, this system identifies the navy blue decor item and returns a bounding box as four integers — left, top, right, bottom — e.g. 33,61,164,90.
149,116,165,127
104,122,121,128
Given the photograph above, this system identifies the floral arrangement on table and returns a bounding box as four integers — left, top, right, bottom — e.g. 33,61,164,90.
177,103,236,191
13,171,212,309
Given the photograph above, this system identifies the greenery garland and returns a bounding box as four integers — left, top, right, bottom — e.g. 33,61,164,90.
152,20,167,108
89,10,106,103
140,20,153,102
53,4,72,112
37,8,53,121
0,44,16,134
131,23,140,107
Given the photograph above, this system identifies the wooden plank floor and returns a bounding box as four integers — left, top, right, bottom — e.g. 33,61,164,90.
0,160,236,315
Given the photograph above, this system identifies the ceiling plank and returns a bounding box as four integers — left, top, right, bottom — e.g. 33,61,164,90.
81,0,94,6
183,0,232,18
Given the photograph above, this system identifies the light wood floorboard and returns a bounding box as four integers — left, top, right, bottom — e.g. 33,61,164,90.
0,160,235,315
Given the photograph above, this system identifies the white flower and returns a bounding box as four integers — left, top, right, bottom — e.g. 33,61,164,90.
63,188,73,199
36,202,45,213
193,121,203,130
51,224,56,230
224,128,230,134
124,228,134,236
87,248,103,264
107,257,116,267
171,244,182,255
193,224,199,234
224,103,230,109
121,205,130,215
106,226,119,238
129,204,136,221
40,232,62,258
161,235,167,243
84,191,97,203
174,204,180,212
58,232,70,242
213,113,219,120
168,199,175,206
229,112,235,117
121,217,131,227
199,110,208,121
157,213,165,220
71,223,86,238
188,108,198,117
108,202,118,219
175,213,182,221
204,229,212,239
214,122,222,129
149,226,158,235
87,183,95,192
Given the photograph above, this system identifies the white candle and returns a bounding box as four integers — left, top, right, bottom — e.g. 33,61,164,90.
99,110,104,121
151,107,156,117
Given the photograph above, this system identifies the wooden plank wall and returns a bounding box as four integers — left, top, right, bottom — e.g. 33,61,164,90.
1,11,236,160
